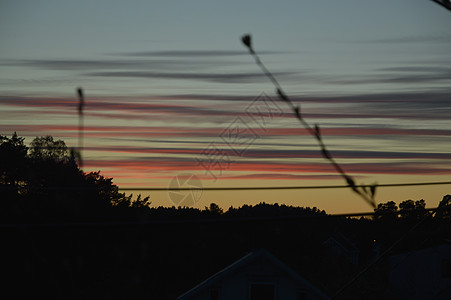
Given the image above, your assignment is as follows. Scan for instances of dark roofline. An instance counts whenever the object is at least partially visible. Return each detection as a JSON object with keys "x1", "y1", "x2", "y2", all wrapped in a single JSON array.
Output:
[
  {"x1": 390, "y1": 241, "x2": 451, "y2": 259},
  {"x1": 177, "y1": 248, "x2": 329, "y2": 299},
  {"x1": 328, "y1": 232, "x2": 359, "y2": 252}
]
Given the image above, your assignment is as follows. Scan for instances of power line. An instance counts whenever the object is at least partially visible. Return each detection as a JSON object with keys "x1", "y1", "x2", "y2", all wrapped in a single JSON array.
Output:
[
  {"x1": 331, "y1": 202, "x2": 450, "y2": 299},
  {"x1": 2, "y1": 181, "x2": 449, "y2": 192},
  {"x1": 118, "y1": 181, "x2": 451, "y2": 191}
]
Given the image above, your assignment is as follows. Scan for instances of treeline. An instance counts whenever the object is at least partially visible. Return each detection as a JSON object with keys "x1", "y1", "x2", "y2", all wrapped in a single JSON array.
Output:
[
  {"x1": 2, "y1": 132, "x2": 451, "y2": 224},
  {"x1": 147, "y1": 202, "x2": 326, "y2": 221},
  {"x1": 2, "y1": 133, "x2": 451, "y2": 299},
  {"x1": 0, "y1": 132, "x2": 150, "y2": 223},
  {"x1": 0, "y1": 133, "x2": 328, "y2": 224},
  {"x1": 374, "y1": 197, "x2": 451, "y2": 221}
]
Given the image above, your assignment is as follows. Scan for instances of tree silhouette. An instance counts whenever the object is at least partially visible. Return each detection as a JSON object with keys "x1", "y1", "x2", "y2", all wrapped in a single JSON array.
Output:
[
  {"x1": 0, "y1": 132, "x2": 28, "y2": 220},
  {"x1": 0, "y1": 132, "x2": 28, "y2": 187},
  {"x1": 205, "y1": 202, "x2": 223, "y2": 216},
  {"x1": 25, "y1": 137, "x2": 84, "y2": 220},
  {"x1": 83, "y1": 170, "x2": 143, "y2": 212},
  {"x1": 29, "y1": 135, "x2": 71, "y2": 162},
  {"x1": 436, "y1": 194, "x2": 451, "y2": 219},
  {"x1": 398, "y1": 199, "x2": 427, "y2": 220},
  {"x1": 374, "y1": 201, "x2": 398, "y2": 221},
  {"x1": 0, "y1": 133, "x2": 151, "y2": 222},
  {"x1": 129, "y1": 194, "x2": 151, "y2": 208}
]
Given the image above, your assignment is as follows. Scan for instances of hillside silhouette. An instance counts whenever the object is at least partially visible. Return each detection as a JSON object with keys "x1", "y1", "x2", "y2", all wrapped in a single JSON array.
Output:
[{"x1": 2, "y1": 133, "x2": 451, "y2": 299}]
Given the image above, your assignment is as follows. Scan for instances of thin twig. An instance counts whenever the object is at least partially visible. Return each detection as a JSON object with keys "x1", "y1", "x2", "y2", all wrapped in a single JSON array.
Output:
[
  {"x1": 77, "y1": 87, "x2": 85, "y2": 168},
  {"x1": 431, "y1": 0, "x2": 451, "y2": 11},
  {"x1": 241, "y1": 34, "x2": 376, "y2": 208}
]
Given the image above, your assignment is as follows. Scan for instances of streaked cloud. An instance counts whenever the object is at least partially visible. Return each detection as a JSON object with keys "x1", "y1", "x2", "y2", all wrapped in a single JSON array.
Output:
[
  {"x1": 3, "y1": 124, "x2": 451, "y2": 141},
  {"x1": 1, "y1": 63, "x2": 450, "y2": 187},
  {"x1": 2, "y1": 89, "x2": 449, "y2": 120},
  {"x1": 117, "y1": 50, "x2": 268, "y2": 57},
  {"x1": 83, "y1": 156, "x2": 450, "y2": 179},
  {"x1": 359, "y1": 35, "x2": 451, "y2": 44},
  {"x1": 85, "y1": 145, "x2": 451, "y2": 161},
  {"x1": 221, "y1": 173, "x2": 345, "y2": 180},
  {"x1": 2, "y1": 58, "x2": 237, "y2": 71},
  {"x1": 87, "y1": 70, "x2": 297, "y2": 83},
  {"x1": 327, "y1": 68, "x2": 451, "y2": 85}
]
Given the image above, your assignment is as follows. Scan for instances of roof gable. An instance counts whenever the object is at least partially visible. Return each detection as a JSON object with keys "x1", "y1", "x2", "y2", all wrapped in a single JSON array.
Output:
[{"x1": 177, "y1": 248, "x2": 328, "y2": 299}]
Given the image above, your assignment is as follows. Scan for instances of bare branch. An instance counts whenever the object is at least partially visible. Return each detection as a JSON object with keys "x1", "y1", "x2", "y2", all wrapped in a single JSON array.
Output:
[{"x1": 241, "y1": 34, "x2": 377, "y2": 208}]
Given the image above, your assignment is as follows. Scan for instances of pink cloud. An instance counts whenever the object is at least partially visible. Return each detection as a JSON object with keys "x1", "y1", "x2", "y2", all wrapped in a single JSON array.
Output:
[{"x1": 3, "y1": 124, "x2": 450, "y2": 141}]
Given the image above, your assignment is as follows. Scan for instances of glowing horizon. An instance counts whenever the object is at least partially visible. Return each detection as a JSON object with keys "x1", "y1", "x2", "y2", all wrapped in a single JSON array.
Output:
[{"x1": 1, "y1": 0, "x2": 450, "y2": 213}]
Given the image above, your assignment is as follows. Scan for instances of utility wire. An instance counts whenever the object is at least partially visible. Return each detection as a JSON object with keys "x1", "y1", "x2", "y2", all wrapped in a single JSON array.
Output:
[
  {"x1": 330, "y1": 201, "x2": 450, "y2": 299},
  {"x1": 0, "y1": 181, "x2": 451, "y2": 191},
  {"x1": 116, "y1": 181, "x2": 451, "y2": 191},
  {"x1": 2, "y1": 181, "x2": 449, "y2": 191}
]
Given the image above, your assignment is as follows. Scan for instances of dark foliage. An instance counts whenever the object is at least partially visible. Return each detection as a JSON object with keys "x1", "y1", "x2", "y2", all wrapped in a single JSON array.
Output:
[
  {"x1": 0, "y1": 133, "x2": 149, "y2": 223},
  {"x1": 2, "y1": 133, "x2": 450, "y2": 299}
]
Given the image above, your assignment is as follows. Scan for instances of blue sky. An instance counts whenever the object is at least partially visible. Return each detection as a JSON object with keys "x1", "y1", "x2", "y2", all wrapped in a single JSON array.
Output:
[{"x1": 1, "y1": 0, "x2": 450, "y2": 213}]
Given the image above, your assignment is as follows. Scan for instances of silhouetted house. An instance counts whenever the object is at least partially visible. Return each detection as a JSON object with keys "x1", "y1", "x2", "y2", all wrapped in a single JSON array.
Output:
[
  {"x1": 322, "y1": 234, "x2": 360, "y2": 267},
  {"x1": 177, "y1": 248, "x2": 328, "y2": 300},
  {"x1": 388, "y1": 242, "x2": 451, "y2": 299}
]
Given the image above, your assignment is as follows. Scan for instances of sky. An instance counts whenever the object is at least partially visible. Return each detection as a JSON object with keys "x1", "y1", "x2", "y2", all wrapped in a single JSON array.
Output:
[{"x1": 1, "y1": 0, "x2": 450, "y2": 214}]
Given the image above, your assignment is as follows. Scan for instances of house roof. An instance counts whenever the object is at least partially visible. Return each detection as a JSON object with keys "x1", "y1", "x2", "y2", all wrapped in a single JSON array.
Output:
[
  {"x1": 390, "y1": 242, "x2": 451, "y2": 261},
  {"x1": 177, "y1": 248, "x2": 329, "y2": 300},
  {"x1": 324, "y1": 232, "x2": 359, "y2": 253}
]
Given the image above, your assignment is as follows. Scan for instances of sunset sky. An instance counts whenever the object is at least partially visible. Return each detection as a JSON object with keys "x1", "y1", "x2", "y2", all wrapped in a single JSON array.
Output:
[{"x1": 1, "y1": 0, "x2": 450, "y2": 214}]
